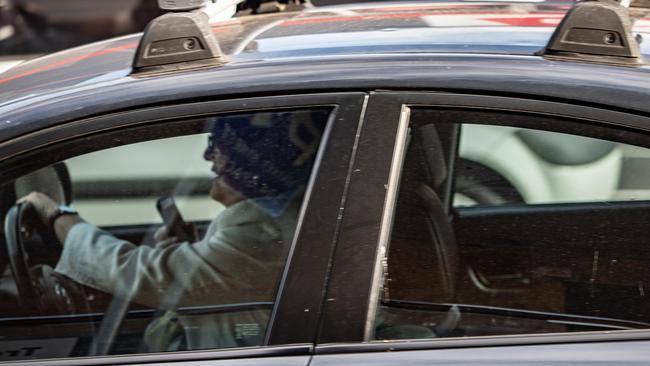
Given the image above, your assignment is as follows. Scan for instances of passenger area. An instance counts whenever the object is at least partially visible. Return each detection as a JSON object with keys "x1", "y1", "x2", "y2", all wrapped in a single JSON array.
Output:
[{"x1": 375, "y1": 117, "x2": 650, "y2": 341}]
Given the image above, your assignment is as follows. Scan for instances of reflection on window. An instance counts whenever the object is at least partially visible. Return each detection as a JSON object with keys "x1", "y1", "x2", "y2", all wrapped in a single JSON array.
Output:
[
  {"x1": 455, "y1": 125, "x2": 650, "y2": 207},
  {"x1": 1, "y1": 109, "x2": 329, "y2": 361},
  {"x1": 372, "y1": 118, "x2": 650, "y2": 343}
]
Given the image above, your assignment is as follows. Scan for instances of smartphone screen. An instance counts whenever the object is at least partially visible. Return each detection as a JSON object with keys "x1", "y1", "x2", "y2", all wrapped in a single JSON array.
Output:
[{"x1": 156, "y1": 196, "x2": 194, "y2": 242}]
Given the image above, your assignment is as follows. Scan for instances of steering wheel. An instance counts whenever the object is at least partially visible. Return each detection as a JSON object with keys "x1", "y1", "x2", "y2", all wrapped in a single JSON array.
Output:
[{"x1": 4, "y1": 202, "x2": 87, "y2": 315}]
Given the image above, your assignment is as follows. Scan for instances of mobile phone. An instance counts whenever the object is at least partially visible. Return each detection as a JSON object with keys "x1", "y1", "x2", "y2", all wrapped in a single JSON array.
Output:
[{"x1": 156, "y1": 196, "x2": 195, "y2": 243}]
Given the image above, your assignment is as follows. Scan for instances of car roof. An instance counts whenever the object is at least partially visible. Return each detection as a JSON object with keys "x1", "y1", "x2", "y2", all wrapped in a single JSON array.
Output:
[
  {"x1": 2, "y1": 0, "x2": 650, "y2": 141},
  {"x1": 0, "y1": 1, "x2": 590, "y2": 98}
]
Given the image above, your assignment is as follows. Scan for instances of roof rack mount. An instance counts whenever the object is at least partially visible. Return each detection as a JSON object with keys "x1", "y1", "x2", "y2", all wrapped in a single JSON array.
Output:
[
  {"x1": 158, "y1": 0, "x2": 215, "y2": 11},
  {"x1": 132, "y1": 0, "x2": 225, "y2": 75},
  {"x1": 542, "y1": 0, "x2": 644, "y2": 66}
]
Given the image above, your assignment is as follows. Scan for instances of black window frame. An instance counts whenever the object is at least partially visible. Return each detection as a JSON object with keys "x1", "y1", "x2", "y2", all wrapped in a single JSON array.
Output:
[
  {"x1": 316, "y1": 91, "x2": 650, "y2": 354},
  {"x1": 0, "y1": 92, "x2": 367, "y2": 365}
]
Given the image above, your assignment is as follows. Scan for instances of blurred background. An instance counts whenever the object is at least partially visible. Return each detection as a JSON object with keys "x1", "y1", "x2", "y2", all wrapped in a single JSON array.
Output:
[
  {"x1": 1, "y1": 0, "x2": 163, "y2": 54},
  {"x1": 0, "y1": 0, "x2": 366, "y2": 72}
]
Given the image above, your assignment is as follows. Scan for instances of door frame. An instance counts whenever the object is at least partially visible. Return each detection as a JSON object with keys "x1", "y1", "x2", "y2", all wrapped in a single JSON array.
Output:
[
  {"x1": 317, "y1": 91, "x2": 650, "y2": 351},
  {"x1": 0, "y1": 92, "x2": 367, "y2": 365}
]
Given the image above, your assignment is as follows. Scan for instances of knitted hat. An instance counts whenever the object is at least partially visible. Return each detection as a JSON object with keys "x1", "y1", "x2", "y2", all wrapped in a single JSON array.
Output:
[{"x1": 205, "y1": 109, "x2": 328, "y2": 214}]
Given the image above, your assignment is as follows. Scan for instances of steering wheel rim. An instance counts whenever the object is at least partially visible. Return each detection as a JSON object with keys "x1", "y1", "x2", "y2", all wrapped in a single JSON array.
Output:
[
  {"x1": 4, "y1": 203, "x2": 40, "y2": 312},
  {"x1": 4, "y1": 202, "x2": 88, "y2": 316}
]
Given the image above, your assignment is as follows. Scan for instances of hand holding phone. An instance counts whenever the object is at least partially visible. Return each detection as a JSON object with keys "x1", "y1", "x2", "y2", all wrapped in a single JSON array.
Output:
[{"x1": 156, "y1": 196, "x2": 196, "y2": 243}]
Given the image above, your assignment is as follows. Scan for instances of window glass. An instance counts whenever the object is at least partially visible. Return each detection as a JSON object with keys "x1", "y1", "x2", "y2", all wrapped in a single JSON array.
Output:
[
  {"x1": 455, "y1": 124, "x2": 650, "y2": 207},
  {"x1": 371, "y1": 110, "x2": 650, "y2": 342},
  {"x1": 66, "y1": 134, "x2": 218, "y2": 226},
  {"x1": 0, "y1": 109, "x2": 329, "y2": 361}
]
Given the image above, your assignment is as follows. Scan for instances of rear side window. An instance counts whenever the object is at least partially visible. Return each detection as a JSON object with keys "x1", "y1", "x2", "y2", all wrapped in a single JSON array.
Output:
[
  {"x1": 0, "y1": 109, "x2": 329, "y2": 361},
  {"x1": 455, "y1": 124, "x2": 650, "y2": 207},
  {"x1": 370, "y1": 109, "x2": 650, "y2": 342}
]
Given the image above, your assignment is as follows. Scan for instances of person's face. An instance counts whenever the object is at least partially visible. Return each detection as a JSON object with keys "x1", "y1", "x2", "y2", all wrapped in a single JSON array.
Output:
[{"x1": 203, "y1": 136, "x2": 244, "y2": 206}]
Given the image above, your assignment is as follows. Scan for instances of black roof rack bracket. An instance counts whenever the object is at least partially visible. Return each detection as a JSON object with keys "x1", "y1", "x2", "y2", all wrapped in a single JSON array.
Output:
[
  {"x1": 542, "y1": 0, "x2": 644, "y2": 66},
  {"x1": 132, "y1": 9, "x2": 226, "y2": 75}
]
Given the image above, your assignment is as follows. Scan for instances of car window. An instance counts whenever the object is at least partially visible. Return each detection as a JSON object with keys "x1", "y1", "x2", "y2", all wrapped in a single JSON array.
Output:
[
  {"x1": 66, "y1": 134, "x2": 218, "y2": 226},
  {"x1": 369, "y1": 108, "x2": 650, "y2": 343},
  {"x1": 0, "y1": 108, "x2": 330, "y2": 361},
  {"x1": 455, "y1": 124, "x2": 650, "y2": 207}
]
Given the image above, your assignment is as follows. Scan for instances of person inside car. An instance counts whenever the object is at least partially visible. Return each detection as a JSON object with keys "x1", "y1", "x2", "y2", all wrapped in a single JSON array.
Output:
[{"x1": 19, "y1": 111, "x2": 325, "y2": 351}]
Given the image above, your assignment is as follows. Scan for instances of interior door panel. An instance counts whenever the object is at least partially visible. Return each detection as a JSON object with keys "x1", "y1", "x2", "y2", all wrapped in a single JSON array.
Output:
[{"x1": 453, "y1": 201, "x2": 650, "y2": 322}]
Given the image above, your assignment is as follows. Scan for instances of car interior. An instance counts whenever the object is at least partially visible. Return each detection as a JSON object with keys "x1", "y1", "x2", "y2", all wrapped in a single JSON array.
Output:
[
  {"x1": 0, "y1": 126, "x2": 279, "y2": 358},
  {"x1": 377, "y1": 112, "x2": 650, "y2": 340}
]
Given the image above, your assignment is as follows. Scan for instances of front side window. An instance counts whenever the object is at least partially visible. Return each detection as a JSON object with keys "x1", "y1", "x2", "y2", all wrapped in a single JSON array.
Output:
[
  {"x1": 371, "y1": 108, "x2": 650, "y2": 342},
  {"x1": 0, "y1": 109, "x2": 329, "y2": 361}
]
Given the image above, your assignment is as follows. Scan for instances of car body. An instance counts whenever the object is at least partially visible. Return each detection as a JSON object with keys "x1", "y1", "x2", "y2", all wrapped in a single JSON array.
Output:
[{"x1": 3, "y1": 1, "x2": 650, "y2": 365}]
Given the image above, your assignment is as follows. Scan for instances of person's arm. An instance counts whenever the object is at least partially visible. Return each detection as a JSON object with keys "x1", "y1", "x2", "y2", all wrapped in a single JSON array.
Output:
[
  {"x1": 17, "y1": 192, "x2": 284, "y2": 309},
  {"x1": 53, "y1": 214, "x2": 84, "y2": 244},
  {"x1": 18, "y1": 191, "x2": 83, "y2": 244},
  {"x1": 54, "y1": 204, "x2": 284, "y2": 309}
]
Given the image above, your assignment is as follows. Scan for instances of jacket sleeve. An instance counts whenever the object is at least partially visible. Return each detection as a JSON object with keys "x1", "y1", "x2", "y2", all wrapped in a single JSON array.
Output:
[{"x1": 54, "y1": 204, "x2": 285, "y2": 309}]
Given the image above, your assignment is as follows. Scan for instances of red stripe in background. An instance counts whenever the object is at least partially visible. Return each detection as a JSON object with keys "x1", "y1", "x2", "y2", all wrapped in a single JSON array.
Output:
[
  {"x1": 484, "y1": 16, "x2": 562, "y2": 27},
  {"x1": 280, "y1": 11, "x2": 566, "y2": 26},
  {"x1": 0, "y1": 42, "x2": 138, "y2": 86},
  {"x1": 0, "y1": 26, "x2": 238, "y2": 86}
]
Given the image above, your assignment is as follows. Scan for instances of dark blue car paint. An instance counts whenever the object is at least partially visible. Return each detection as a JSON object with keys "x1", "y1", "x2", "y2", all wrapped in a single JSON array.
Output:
[
  {"x1": 3, "y1": 2, "x2": 650, "y2": 365},
  {"x1": 2, "y1": 54, "x2": 650, "y2": 147},
  {"x1": 2, "y1": 1, "x2": 650, "y2": 144}
]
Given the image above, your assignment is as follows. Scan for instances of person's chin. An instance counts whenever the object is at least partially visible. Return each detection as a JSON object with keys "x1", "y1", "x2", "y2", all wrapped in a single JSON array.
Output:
[{"x1": 209, "y1": 178, "x2": 222, "y2": 202}]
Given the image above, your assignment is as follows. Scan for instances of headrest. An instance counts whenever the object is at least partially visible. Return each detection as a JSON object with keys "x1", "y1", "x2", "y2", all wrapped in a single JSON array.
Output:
[
  {"x1": 413, "y1": 124, "x2": 448, "y2": 190},
  {"x1": 14, "y1": 163, "x2": 72, "y2": 205}
]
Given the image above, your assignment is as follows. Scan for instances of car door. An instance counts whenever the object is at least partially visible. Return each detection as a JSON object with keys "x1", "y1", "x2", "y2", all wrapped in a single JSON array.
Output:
[
  {"x1": 312, "y1": 91, "x2": 650, "y2": 364},
  {"x1": 0, "y1": 93, "x2": 366, "y2": 365}
]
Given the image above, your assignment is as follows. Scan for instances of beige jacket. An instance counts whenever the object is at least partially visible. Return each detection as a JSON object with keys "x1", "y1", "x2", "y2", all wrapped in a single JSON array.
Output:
[{"x1": 55, "y1": 199, "x2": 293, "y2": 349}]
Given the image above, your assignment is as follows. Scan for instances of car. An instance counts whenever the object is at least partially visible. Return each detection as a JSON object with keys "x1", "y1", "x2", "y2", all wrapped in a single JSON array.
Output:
[{"x1": 3, "y1": 0, "x2": 650, "y2": 364}]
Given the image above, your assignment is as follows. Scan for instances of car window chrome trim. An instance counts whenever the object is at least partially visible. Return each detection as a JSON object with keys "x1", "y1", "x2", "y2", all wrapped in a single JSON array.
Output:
[
  {"x1": 8, "y1": 344, "x2": 313, "y2": 366},
  {"x1": 314, "y1": 330, "x2": 650, "y2": 355},
  {"x1": 363, "y1": 105, "x2": 411, "y2": 340}
]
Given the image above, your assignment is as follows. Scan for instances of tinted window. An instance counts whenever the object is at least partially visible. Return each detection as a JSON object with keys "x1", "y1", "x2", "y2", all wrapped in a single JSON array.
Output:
[
  {"x1": 370, "y1": 109, "x2": 650, "y2": 342},
  {"x1": 455, "y1": 124, "x2": 650, "y2": 207},
  {"x1": 0, "y1": 109, "x2": 329, "y2": 361}
]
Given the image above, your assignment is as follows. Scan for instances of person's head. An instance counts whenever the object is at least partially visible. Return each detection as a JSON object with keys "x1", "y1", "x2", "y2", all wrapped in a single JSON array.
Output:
[{"x1": 203, "y1": 110, "x2": 327, "y2": 214}]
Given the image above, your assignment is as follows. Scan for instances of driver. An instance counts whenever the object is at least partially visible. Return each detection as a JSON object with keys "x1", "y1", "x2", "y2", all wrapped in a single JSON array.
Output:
[{"x1": 19, "y1": 111, "x2": 325, "y2": 351}]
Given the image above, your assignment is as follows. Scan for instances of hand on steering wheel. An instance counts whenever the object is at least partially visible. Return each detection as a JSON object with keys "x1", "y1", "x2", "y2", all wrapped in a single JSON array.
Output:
[
  {"x1": 4, "y1": 195, "x2": 86, "y2": 315},
  {"x1": 17, "y1": 191, "x2": 59, "y2": 227}
]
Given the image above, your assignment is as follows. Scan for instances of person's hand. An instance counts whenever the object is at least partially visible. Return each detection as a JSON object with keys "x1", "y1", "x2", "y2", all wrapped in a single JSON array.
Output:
[
  {"x1": 153, "y1": 226, "x2": 177, "y2": 249},
  {"x1": 153, "y1": 224, "x2": 198, "y2": 248},
  {"x1": 17, "y1": 191, "x2": 59, "y2": 227}
]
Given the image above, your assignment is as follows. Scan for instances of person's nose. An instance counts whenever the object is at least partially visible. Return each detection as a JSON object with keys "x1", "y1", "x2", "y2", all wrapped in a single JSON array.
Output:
[{"x1": 203, "y1": 146, "x2": 215, "y2": 162}]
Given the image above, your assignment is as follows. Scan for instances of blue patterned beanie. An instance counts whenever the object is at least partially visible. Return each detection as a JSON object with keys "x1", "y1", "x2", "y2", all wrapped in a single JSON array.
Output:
[{"x1": 205, "y1": 109, "x2": 328, "y2": 215}]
